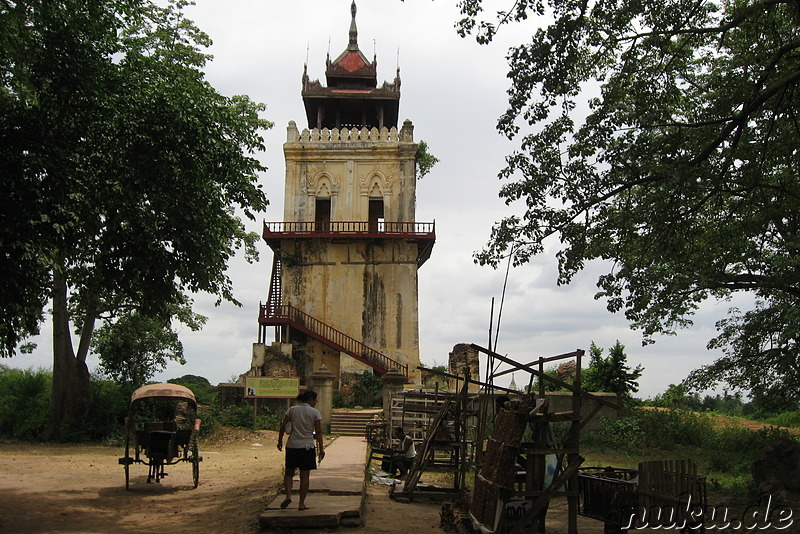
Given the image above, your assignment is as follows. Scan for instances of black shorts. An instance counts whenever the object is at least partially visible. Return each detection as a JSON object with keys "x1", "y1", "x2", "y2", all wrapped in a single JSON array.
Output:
[
  {"x1": 392, "y1": 454, "x2": 413, "y2": 469},
  {"x1": 285, "y1": 447, "x2": 317, "y2": 472}
]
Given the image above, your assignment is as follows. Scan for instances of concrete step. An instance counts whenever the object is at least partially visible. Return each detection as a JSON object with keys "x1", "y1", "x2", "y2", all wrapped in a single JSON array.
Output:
[{"x1": 330, "y1": 410, "x2": 382, "y2": 437}]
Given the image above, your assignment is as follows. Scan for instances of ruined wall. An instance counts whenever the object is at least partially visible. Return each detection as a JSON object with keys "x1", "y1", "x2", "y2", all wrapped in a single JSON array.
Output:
[{"x1": 448, "y1": 343, "x2": 481, "y2": 393}]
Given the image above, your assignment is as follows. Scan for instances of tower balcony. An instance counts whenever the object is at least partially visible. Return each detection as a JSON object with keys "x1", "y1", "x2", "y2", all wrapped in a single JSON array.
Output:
[{"x1": 263, "y1": 220, "x2": 436, "y2": 266}]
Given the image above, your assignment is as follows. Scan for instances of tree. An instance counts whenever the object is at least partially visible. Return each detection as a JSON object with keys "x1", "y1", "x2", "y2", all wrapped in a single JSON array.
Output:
[
  {"x1": 92, "y1": 296, "x2": 207, "y2": 388},
  {"x1": 415, "y1": 140, "x2": 440, "y2": 179},
  {"x1": 458, "y1": 0, "x2": 800, "y2": 398},
  {"x1": 649, "y1": 383, "x2": 702, "y2": 411},
  {"x1": 583, "y1": 341, "x2": 643, "y2": 402},
  {"x1": 1, "y1": 0, "x2": 270, "y2": 439}
]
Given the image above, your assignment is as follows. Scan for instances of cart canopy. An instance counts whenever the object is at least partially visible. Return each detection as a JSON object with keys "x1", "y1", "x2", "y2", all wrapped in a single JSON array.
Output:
[{"x1": 130, "y1": 383, "x2": 197, "y2": 408}]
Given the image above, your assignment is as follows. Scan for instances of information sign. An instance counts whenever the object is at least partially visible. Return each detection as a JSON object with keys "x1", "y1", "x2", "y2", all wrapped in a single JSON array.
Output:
[{"x1": 244, "y1": 377, "x2": 300, "y2": 399}]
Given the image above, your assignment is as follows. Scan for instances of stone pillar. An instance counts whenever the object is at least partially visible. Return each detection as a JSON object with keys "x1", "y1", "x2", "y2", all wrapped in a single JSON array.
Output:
[
  {"x1": 251, "y1": 343, "x2": 266, "y2": 375},
  {"x1": 310, "y1": 365, "x2": 335, "y2": 433},
  {"x1": 381, "y1": 369, "x2": 407, "y2": 429}
]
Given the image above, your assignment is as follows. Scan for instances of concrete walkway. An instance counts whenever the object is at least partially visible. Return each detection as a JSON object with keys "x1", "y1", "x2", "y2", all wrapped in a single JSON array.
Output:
[{"x1": 259, "y1": 436, "x2": 368, "y2": 530}]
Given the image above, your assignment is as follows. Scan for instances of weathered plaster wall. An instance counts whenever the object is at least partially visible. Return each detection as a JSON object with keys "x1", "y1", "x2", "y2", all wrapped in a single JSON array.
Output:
[
  {"x1": 280, "y1": 121, "x2": 423, "y2": 385},
  {"x1": 449, "y1": 343, "x2": 481, "y2": 393},
  {"x1": 283, "y1": 121, "x2": 417, "y2": 224}
]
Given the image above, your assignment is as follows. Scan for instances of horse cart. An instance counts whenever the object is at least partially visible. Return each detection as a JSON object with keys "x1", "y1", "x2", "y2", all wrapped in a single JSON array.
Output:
[{"x1": 118, "y1": 383, "x2": 202, "y2": 489}]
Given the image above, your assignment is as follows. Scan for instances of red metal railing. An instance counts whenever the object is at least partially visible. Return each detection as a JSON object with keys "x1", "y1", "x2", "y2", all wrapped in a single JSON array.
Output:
[
  {"x1": 259, "y1": 303, "x2": 408, "y2": 377},
  {"x1": 267, "y1": 256, "x2": 282, "y2": 311},
  {"x1": 263, "y1": 221, "x2": 435, "y2": 239}
]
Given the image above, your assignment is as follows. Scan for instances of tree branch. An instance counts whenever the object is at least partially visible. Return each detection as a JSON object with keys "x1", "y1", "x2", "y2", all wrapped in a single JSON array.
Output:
[
  {"x1": 617, "y1": 0, "x2": 792, "y2": 42},
  {"x1": 691, "y1": 67, "x2": 800, "y2": 166}
]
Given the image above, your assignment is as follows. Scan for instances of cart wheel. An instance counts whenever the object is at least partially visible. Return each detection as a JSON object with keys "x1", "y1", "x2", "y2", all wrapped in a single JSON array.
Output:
[
  {"x1": 191, "y1": 438, "x2": 200, "y2": 488},
  {"x1": 124, "y1": 435, "x2": 131, "y2": 490}
]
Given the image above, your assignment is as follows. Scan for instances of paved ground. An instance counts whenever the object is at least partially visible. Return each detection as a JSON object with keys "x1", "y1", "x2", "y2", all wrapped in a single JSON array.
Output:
[{"x1": 259, "y1": 436, "x2": 368, "y2": 530}]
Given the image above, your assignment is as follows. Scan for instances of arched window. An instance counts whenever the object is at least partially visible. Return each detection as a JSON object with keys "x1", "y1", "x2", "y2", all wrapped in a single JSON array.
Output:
[{"x1": 368, "y1": 180, "x2": 384, "y2": 233}]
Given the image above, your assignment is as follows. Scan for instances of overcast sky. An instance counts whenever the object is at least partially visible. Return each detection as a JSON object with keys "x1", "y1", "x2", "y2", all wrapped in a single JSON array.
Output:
[{"x1": 10, "y1": 0, "x2": 743, "y2": 398}]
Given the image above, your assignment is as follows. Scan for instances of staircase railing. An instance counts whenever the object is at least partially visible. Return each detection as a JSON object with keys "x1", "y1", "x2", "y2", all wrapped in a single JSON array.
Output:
[
  {"x1": 259, "y1": 303, "x2": 408, "y2": 377},
  {"x1": 267, "y1": 256, "x2": 282, "y2": 310}
]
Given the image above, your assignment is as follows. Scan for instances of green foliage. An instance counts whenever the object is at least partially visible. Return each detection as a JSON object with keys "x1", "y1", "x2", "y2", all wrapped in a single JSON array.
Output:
[
  {"x1": 206, "y1": 404, "x2": 282, "y2": 432},
  {"x1": 0, "y1": 365, "x2": 51, "y2": 440},
  {"x1": 0, "y1": 366, "x2": 132, "y2": 442},
  {"x1": 351, "y1": 371, "x2": 383, "y2": 407},
  {"x1": 583, "y1": 341, "x2": 643, "y2": 403},
  {"x1": 531, "y1": 367, "x2": 566, "y2": 393},
  {"x1": 647, "y1": 383, "x2": 703, "y2": 410},
  {"x1": 758, "y1": 411, "x2": 800, "y2": 429},
  {"x1": 337, "y1": 371, "x2": 384, "y2": 408},
  {"x1": 168, "y1": 374, "x2": 217, "y2": 406},
  {"x1": 332, "y1": 391, "x2": 347, "y2": 409},
  {"x1": 0, "y1": 366, "x2": 255, "y2": 442},
  {"x1": 83, "y1": 375, "x2": 132, "y2": 443},
  {"x1": 92, "y1": 297, "x2": 207, "y2": 388},
  {"x1": 0, "y1": 0, "x2": 271, "y2": 435},
  {"x1": 698, "y1": 391, "x2": 747, "y2": 416},
  {"x1": 585, "y1": 407, "x2": 795, "y2": 487},
  {"x1": 1, "y1": 0, "x2": 270, "y2": 437},
  {"x1": 585, "y1": 416, "x2": 646, "y2": 452},
  {"x1": 415, "y1": 140, "x2": 440, "y2": 180},
  {"x1": 461, "y1": 0, "x2": 800, "y2": 400}
]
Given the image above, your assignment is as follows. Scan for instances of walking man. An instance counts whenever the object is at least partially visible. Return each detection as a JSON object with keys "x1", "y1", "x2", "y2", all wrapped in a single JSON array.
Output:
[{"x1": 277, "y1": 390, "x2": 325, "y2": 510}]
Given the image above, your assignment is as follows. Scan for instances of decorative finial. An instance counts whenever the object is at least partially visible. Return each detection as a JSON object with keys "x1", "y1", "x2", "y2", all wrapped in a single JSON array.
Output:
[{"x1": 349, "y1": 1, "x2": 358, "y2": 50}]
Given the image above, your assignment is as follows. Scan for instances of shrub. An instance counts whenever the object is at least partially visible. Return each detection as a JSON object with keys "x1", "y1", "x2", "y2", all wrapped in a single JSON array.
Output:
[
  {"x1": 351, "y1": 371, "x2": 383, "y2": 407},
  {"x1": 0, "y1": 365, "x2": 51, "y2": 440},
  {"x1": 636, "y1": 408, "x2": 714, "y2": 448},
  {"x1": 759, "y1": 411, "x2": 800, "y2": 428},
  {"x1": 84, "y1": 376, "x2": 131, "y2": 442},
  {"x1": 205, "y1": 404, "x2": 282, "y2": 432},
  {"x1": 584, "y1": 416, "x2": 645, "y2": 451}
]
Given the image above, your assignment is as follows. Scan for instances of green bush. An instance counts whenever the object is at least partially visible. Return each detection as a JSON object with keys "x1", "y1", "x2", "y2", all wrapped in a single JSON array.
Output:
[
  {"x1": 0, "y1": 365, "x2": 51, "y2": 440},
  {"x1": 0, "y1": 366, "x2": 132, "y2": 442},
  {"x1": 584, "y1": 416, "x2": 645, "y2": 451},
  {"x1": 205, "y1": 404, "x2": 282, "y2": 432},
  {"x1": 585, "y1": 407, "x2": 798, "y2": 494},
  {"x1": 332, "y1": 391, "x2": 346, "y2": 409},
  {"x1": 168, "y1": 375, "x2": 217, "y2": 406},
  {"x1": 351, "y1": 371, "x2": 383, "y2": 407},
  {"x1": 84, "y1": 376, "x2": 131, "y2": 443},
  {"x1": 586, "y1": 408, "x2": 721, "y2": 452},
  {"x1": 636, "y1": 408, "x2": 714, "y2": 448},
  {"x1": 759, "y1": 411, "x2": 800, "y2": 428}
]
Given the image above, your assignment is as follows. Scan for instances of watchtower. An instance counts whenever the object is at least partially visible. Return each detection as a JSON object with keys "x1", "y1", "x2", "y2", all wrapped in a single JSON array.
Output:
[{"x1": 258, "y1": 2, "x2": 435, "y2": 388}]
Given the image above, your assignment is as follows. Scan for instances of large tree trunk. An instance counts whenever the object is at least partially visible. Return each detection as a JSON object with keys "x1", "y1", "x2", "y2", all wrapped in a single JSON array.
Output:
[{"x1": 42, "y1": 272, "x2": 92, "y2": 441}]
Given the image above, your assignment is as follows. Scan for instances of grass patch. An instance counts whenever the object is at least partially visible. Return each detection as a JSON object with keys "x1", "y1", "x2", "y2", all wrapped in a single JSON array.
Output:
[{"x1": 582, "y1": 407, "x2": 794, "y2": 496}]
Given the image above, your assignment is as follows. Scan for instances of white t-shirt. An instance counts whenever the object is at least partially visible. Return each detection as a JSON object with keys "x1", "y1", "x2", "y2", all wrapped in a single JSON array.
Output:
[
  {"x1": 401, "y1": 435, "x2": 416, "y2": 459},
  {"x1": 285, "y1": 403, "x2": 322, "y2": 449}
]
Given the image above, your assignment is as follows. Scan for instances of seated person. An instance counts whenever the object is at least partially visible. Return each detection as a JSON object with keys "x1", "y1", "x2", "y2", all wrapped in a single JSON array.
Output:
[
  {"x1": 174, "y1": 401, "x2": 196, "y2": 430},
  {"x1": 390, "y1": 427, "x2": 416, "y2": 478}
]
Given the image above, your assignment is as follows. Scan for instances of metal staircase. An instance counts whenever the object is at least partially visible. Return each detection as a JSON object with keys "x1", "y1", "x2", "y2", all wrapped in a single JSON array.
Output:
[
  {"x1": 266, "y1": 256, "x2": 282, "y2": 313},
  {"x1": 259, "y1": 256, "x2": 408, "y2": 378}
]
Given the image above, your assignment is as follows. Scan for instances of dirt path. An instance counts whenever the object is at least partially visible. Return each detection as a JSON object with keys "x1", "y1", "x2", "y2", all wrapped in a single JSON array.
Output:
[
  {"x1": 0, "y1": 429, "x2": 450, "y2": 534},
  {"x1": 0, "y1": 430, "x2": 602, "y2": 534},
  {"x1": 0, "y1": 429, "x2": 283, "y2": 533},
  {"x1": 0, "y1": 428, "x2": 693, "y2": 534}
]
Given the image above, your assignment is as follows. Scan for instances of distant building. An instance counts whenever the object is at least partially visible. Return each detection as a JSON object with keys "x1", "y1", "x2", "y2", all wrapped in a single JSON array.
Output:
[{"x1": 256, "y1": 2, "x2": 435, "y2": 389}]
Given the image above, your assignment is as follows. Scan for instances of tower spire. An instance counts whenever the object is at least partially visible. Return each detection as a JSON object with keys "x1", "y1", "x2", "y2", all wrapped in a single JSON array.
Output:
[{"x1": 348, "y1": 1, "x2": 358, "y2": 50}]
